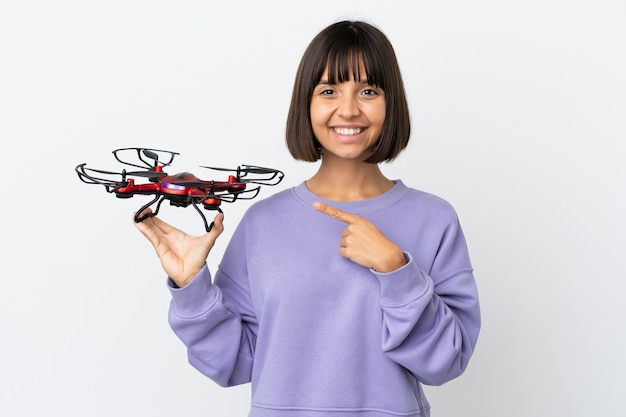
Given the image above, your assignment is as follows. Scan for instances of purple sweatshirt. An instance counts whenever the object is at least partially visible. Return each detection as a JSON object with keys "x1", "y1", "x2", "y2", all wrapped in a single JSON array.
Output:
[{"x1": 168, "y1": 180, "x2": 480, "y2": 417}]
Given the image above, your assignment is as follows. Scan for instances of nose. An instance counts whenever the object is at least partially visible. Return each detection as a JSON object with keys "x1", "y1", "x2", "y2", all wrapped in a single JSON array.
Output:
[{"x1": 337, "y1": 94, "x2": 360, "y2": 118}]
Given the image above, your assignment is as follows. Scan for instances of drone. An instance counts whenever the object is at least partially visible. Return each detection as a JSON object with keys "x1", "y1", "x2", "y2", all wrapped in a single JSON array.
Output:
[{"x1": 76, "y1": 147, "x2": 284, "y2": 232}]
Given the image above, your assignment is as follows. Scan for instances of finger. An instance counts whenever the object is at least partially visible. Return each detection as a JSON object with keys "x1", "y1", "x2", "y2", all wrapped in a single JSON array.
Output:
[
  {"x1": 202, "y1": 213, "x2": 224, "y2": 241},
  {"x1": 197, "y1": 212, "x2": 225, "y2": 248},
  {"x1": 313, "y1": 202, "x2": 359, "y2": 224},
  {"x1": 133, "y1": 208, "x2": 166, "y2": 232},
  {"x1": 209, "y1": 212, "x2": 225, "y2": 236},
  {"x1": 133, "y1": 211, "x2": 167, "y2": 247}
]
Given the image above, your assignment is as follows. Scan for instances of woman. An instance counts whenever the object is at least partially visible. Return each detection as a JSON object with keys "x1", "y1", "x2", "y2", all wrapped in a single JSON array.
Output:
[{"x1": 136, "y1": 20, "x2": 480, "y2": 417}]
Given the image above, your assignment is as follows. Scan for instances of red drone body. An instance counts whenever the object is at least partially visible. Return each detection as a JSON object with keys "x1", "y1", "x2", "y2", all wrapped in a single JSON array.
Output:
[{"x1": 76, "y1": 147, "x2": 284, "y2": 231}]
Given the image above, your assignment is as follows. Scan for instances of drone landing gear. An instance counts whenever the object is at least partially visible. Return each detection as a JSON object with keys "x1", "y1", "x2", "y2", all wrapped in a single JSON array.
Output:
[{"x1": 134, "y1": 195, "x2": 221, "y2": 233}]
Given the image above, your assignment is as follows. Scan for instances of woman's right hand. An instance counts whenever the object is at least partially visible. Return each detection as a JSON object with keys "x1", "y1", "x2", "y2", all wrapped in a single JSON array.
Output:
[{"x1": 133, "y1": 209, "x2": 225, "y2": 288}]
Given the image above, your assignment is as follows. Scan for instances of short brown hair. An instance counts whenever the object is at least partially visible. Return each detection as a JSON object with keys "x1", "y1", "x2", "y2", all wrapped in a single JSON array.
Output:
[{"x1": 286, "y1": 20, "x2": 411, "y2": 163}]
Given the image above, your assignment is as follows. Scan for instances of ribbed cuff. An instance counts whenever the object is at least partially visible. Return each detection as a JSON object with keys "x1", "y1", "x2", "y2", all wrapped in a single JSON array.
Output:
[
  {"x1": 374, "y1": 252, "x2": 433, "y2": 307},
  {"x1": 167, "y1": 264, "x2": 220, "y2": 318}
]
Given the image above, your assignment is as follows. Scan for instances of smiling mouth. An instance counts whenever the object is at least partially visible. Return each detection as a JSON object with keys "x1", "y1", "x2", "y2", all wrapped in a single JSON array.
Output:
[{"x1": 333, "y1": 127, "x2": 364, "y2": 135}]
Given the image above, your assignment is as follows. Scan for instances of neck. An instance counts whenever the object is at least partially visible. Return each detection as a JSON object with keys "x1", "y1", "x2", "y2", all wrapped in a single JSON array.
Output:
[{"x1": 306, "y1": 158, "x2": 394, "y2": 202}]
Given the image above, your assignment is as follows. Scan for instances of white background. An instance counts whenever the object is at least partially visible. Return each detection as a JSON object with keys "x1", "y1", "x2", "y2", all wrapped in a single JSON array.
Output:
[{"x1": 1, "y1": 1, "x2": 624, "y2": 416}]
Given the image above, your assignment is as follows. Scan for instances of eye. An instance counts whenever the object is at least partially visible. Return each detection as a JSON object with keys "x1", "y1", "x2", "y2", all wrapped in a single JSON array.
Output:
[
  {"x1": 319, "y1": 88, "x2": 335, "y2": 96},
  {"x1": 362, "y1": 88, "x2": 380, "y2": 97}
]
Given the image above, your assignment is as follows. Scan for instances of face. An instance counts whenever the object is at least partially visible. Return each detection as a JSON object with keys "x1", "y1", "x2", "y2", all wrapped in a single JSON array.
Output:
[{"x1": 310, "y1": 63, "x2": 386, "y2": 163}]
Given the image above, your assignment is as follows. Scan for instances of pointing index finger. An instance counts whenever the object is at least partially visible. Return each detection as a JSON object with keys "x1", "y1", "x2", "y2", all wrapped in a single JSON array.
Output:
[{"x1": 313, "y1": 201, "x2": 358, "y2": 224}]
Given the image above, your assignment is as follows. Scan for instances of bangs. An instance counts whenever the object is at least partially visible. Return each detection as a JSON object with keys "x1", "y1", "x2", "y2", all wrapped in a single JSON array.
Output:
[{"x1": 324, "y1": 44, "x2": 385, "y2": 89}]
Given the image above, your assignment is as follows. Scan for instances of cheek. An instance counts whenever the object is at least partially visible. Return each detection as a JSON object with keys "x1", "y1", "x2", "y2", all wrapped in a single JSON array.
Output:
[
  {"x1": 309, "y1": 110, "x2": 325, "y2": 140},
  {"x1": 374, "y1": 104, "x2": 386, "y2": 125},
  {"x1": 310, "y1": 103, "x2": 331, "y2": 127},
  {"x1": 376, "y1": 112, "x2": 386, "y2": 127}
]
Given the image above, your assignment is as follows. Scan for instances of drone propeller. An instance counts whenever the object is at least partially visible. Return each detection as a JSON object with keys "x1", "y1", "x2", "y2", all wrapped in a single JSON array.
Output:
[
  {"x1": 170, "y1": 181, "x2": 215, "y2": 188},
  {"x1": 142, "y1": 149, "x2": 160, "y2": 161},
  {"x1": 168, "y1": 179, "x2": 247, "y2": 189},
  {"x1": 81, "y1": 166, "x2": 122, "y2": 176},
  {"x1": 199, "y1": 165, "x2": 236, "y2": 173},
  {"x1": 78, "y1": 165, "x2": 166, "y2": 179},
  {"x1": 240, "y1": 165, "x2": 283, "y2": 175},
  {"x1": 125, "y1": 170, "x2": 167, "y2": 178},
  {"x1": 201, "y1": 164, "x2": 275, "y2": 174}
]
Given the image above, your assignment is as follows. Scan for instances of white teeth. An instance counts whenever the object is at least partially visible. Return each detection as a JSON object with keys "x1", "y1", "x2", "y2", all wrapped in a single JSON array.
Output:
[{"x1": 333, "y1": 127, "x2": 363, "y2": 135}]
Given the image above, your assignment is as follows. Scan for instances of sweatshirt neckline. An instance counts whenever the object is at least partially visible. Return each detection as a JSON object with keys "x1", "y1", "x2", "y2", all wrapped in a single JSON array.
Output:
[{"x1": 292, "y1": 179, "x2": 410, "y2": 214}]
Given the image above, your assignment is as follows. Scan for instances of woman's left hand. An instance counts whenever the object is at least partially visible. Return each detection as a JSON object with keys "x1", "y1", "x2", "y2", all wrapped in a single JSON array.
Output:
[{"x1": 313, "y1": 202, "x2": 407, "y2": 273}]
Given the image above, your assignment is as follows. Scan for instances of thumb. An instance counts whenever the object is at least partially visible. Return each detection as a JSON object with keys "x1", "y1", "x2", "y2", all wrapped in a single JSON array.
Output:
[{"x1": 201, "y1": 211, "x2": 225, "y2": 249}]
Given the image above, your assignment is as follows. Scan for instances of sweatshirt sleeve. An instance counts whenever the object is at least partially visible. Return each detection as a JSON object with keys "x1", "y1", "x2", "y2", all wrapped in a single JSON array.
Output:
[
  {"x1": 374, "y1": 213, "x2": 481, "y2": 386},
  {"x1": 167, "y1": 223, "x2": 257, "y2": 387}
]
